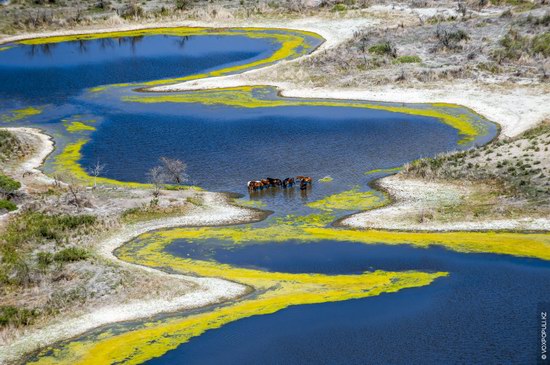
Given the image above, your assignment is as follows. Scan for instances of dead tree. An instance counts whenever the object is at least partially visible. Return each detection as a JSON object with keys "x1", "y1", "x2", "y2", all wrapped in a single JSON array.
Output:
[
  {"x1": 159, "y1": 157, "x2": 188, "y2": 185},
  {"x1": 147, "y1": 166, "x2": 166, "y2": 198},
  {"x1": 87, "y1": 161, "x2": 106, "y2": 188}
]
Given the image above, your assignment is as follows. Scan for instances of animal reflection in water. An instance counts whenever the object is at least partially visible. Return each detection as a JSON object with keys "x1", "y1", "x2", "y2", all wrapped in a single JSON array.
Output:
[{"x1": 247, "y1": 176, "x2": 311, "y2": 193}]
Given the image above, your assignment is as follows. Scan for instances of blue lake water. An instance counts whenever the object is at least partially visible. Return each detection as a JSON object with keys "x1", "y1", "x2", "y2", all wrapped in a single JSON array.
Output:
[
  {"x1": 156, "y1": 240, "x2": 550, "y2": 364},
  {"x1": 79, "y1": 105, "x2": 464, "y2": 213}
]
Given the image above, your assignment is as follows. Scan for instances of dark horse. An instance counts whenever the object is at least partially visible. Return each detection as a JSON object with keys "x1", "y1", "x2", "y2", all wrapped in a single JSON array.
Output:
[
  {"x1": 267, "y1": 177, "x2": 282, "y2": 187},
  {"x1": 282, "y1": 177, "x2": 295, "y2": 188},
  {"x1": 296, "y1": 176, "x2": 312, "y2": 190}
]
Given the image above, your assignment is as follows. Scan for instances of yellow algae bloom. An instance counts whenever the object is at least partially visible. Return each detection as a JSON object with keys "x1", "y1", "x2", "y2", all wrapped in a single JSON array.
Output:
[
  {"x1": 65, "y1": 121, "x2": 96, "y2": 133},
  {"x1": 365, "y1": 166, "x2": 402, "y2": 175},
  {"x1": 29, "y1": 235, "x2": 446, "y2": 365},
  {"x1": 307, "y1": 187, "x2": 387, "y2": 212},
  {"x1": 1, "y1": 106, "x2": 43, "y2": 123},
  {"x1": 144, "y1": 220, "x2": 550, "y2": 261}
]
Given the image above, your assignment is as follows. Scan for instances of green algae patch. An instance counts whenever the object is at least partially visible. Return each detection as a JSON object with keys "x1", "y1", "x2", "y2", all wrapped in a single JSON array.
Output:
[
  {"x1": 365, "y1": 166, "x2": 402, "y2": 175},
  {"x1": 64, "y1": 121, "x2": 96, "y2": 133},
  {"x1": 28, "y1": 232, "x2": 445, "y2": 365},
  {"x1": 124, "y1": 86, "x2": 489, "y2": 145},
  {"x1": 0, "y1": 46, "x2": 13, "y2": 52},
  {"x1": 235, "y1": 199, "x2": 267, "y2": 208},
  {"x1": 1, "y1": 106, "x2": 43, "y2": 123},
  {"x1": 307, "y1": 187, "x2": 387, "y2": 212},
  {"x1": 319, "y1": 176, "x2": 333, "y2": 182}
]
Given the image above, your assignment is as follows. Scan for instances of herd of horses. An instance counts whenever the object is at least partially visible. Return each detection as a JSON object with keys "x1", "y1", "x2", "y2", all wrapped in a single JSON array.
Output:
[{"x1": 247, "y1": 176, "x2": 312, "y2": 192}]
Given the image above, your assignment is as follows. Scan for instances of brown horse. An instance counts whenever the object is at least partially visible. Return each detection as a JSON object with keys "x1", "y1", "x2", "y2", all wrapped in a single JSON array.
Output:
[
  {"x1": 296, "y1": 176, "x2": 312, "y2": 184},
  {"x1": 247, "y1": 180, "x2": 263, "y2": 191},
  {"x1": 261, "y1": 179, "x2": 270, "y2": 187},
  {"x1": 282, "y1": 177, "x2": 295, "y2": 188}
]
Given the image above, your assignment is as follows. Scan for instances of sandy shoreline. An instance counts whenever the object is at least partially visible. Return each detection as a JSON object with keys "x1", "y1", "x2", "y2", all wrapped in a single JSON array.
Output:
[
  {"x1": 0, "y1": 17, "x2": 375, "y2": 49},
  {"x1": 338, "y1": 174, "x2": 550, "y2": 231}
]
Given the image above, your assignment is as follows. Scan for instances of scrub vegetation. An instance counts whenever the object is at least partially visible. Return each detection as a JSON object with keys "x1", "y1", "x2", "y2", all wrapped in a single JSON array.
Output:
[
  {"x1": 0, "y1": 205, "x2": 195, "y2": 340},
  {"x1": 0, "y1": 211, "x2": 103, "y2": 331},
  {"x1": 0, "y1": 173, "x2": 21, "y2": 213},
  {"x1": 0, "y1": 0, "x2": 369, "y2": 34},
  {"x1": 281, "y1": 3, "x2": 550, "y2": 86},
  {"x1": 0, "y1": 130, "x2": 238, "y2": 349},
  {"x1": 402, "y1": 119, "x2": 550, "y2": 221},
  {"x1": 0, "y1": 130, "x2": 25, "y2": 162}
]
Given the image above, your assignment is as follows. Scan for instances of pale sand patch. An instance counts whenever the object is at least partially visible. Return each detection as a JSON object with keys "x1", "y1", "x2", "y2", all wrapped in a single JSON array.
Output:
[
  {"x1": 2, "y1": 127, "x2": 55, "y2": 187},
  {"x1": 339, "y1": 174, "x2": 550, "y2": 231},
  {"x1": 0, "y1": 127, "x2": 55, "y2": 228}
]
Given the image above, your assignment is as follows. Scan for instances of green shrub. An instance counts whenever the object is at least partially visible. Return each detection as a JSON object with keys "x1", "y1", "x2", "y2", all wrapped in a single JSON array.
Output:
[
  {"x1": 332, "y1": 3, "x2": 347, "y2": 11},
  {"x1": 0, "y1": 174, "x2": 21, "y2": 196},
  {"x1": 0, "y1": 306, "x2": 39, "y2": 327},
  {"x1": 119, "y1": 3, "x2": 144, "y2": 18},
  {"x1": 0, "y1": 130, "x2": 22, "y2": 161},
  {"x1": 0, "y1": 199, "x2": 16, "y2": 211},
  {"x1": 477, "y1": 62, "x2": 502, "y2": 74},
  {"x1": 533, "y1": 33, "x2": 550, "y2": 57},
  {"x1": 437, "y1": 28, "x2": 469, "y2": 50},
  {"x1": 2, "y1": 212, "x2": 97, "y2": 248},
  {"x1": 368, "y1": 42, "x2": 396, "y2": 57},
  {"x1": 175, "y1": 0, "x2": 193, "y2": 10},
  {"x1": 394, "y1": 55, "x2": 421, "y2": 64},
  {"x1": 494, "y1": 30, "x2": 550, "y2": 62},
  {"x1": 53, "y1": 247, "x2": 90, "y2": 263},
  {"x1": 37, "y1": 252, "x2": 54, "y2": 270}
]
